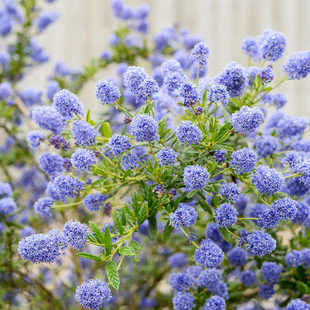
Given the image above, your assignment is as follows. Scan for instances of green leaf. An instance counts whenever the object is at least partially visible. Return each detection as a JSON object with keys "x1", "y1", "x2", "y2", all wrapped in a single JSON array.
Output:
[
  {"x1": 104, "y1": 226, "x2": 113, "y2": 255},
  {"x1": 77, "y1": 252, "x2": 102, "y2": 262},
  {"x1": 162, "y1": 223, "x2": 174, "y2": 243},
  {"x1": 112, "y1": 210, "x2": 124, "y2": 235},
  {"x1": 89, "y1": 221, "x2": 105, "y2": 244},
  {"x1": 105, "y1": 261, "x2": 120, "y2": 290},
  {"x1": 119, "y1": 246, "x2": 136, "y2": 256},
  {"x1": 138, "y1": 202, "x2": 148, "y2": 224},
  {"x1": 128, "y1": 240, "x2": 141, "y2": 253},
  {"x1": 100, "y1": 121, "x2": 112, "y2": 138}
]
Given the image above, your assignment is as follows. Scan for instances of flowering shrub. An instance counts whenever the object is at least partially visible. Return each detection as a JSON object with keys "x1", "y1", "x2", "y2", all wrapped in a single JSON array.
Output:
[{"x1": 1, "y1": 0, "x2": 310, "y2": 309}]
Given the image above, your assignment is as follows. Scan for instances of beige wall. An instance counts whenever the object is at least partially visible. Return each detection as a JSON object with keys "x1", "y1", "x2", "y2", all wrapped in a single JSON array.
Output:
[{"x1": 26, "y1": 0, "x2": 310, "y2": 116}]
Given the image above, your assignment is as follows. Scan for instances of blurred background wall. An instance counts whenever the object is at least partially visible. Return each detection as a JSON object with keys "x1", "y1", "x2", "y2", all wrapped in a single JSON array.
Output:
[{"x1": 28, "y1": 0, "x2": 310, "y2": 116}]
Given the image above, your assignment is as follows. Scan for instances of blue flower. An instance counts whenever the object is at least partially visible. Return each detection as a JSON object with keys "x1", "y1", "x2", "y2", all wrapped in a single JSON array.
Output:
[
  {"x1": 71, "y1": 149, "x2": 97, "y2": 171},
  {"x1": 273, "y1": 198, "x2": 297, "y2": 220},
  {"x1": 172, "y1": 292, "x2": 194, "y2": 310},
  {"x1": 191, "y1": 42, "x2": 209, "y2": 66},
  {"x1": 83, "y1": 193, "x2": 107, "y2": 212},
  {"x1": 72, "y1": 120, "x2": 97, "y2": 146},
  {"x1": 121, "y1": 152, "x2": 140, "y2": 170},
  {"x1": 272, "y1": 92, "x2": 287, "y2": 109},
  {"x1": 176, "y1": 121, "x2": 202, "y2": 145},
  {"x1": 254, "y1": 135, "x2": 279, "y2": 157},
  {"x1": 232, "y1": 106, "x2": 264, "y2": 135},
  {"x1": 130, "y1": 114, "x2": 158, "y2": 142},
  {"x1": 95, "y1": 79, "x2": 121, "y2": 104},
  {"x1": 283, "y1": 51, "x2": 310, "y2": 80},
  {"x1": 0, "y1": 182, "x2": 12, "y2": 198},
  {"x1": 261, "y1": 262, "x2": 282, "y2": 283},
  {"x1": 53, "y1": 89, "x2": 83, "y2": 119},
  {"x1": 246, "y1": 231, "x2": 276, "y2": 256},
  {"x1": 228, "y1": 247, "x2": 247, "y2": 266},
  {"x1": 285, "y1": 250, "x2": 303, "y2": 268},
  {"x1": 180, "y1": 82, "x2": 199, "y2": 107},
  {"x1": 35, "y1": 11, "x2": 59, "y2": 33},
  {"x1": 208, "y1": 84, "x2": 229, "y2": 105},
  {"x1": 32, "y1": 106, "x2": 66, "y2": 134},
  {"x1": 34, "y1": 197, "x2": 53, "y2": 217},
  {"x1": 216, "y1": 62, "x2": 248, "y2": 98},
  {"x1": 258, "y1": 284, "x2": 275, "y2": 299},
  {"x1": 157, "y1": 148, "x2": 177, "y2": 166},
  {"x1": 124, "y1": 66, "x2": 147, "y2": 92},
  {"x1": 0, "y1": 82, "x2": 12, "y2": 100},
  {"x1": 183, "y1": 165, "x2": 209, "y2": 192},
  {"x1": 63, "y1": 220, "x2": 89, "y2": 250},
  {"x1": 194, "y1": 239, "x2": 224, "y2": 268},
  {"x1": 220, "y1": 183, "x2": 240, "y2": 203},
  {"x1": 257, "y1": 207, "x2": 280, "y2": 229},
  {"x1": 202, "y1": 296, "x2": 225, "y2": 310},
  {"x1": 251, "y1": 165, "x2": 283, "y2": 196},
  {"x1": 39, "y1": 152, "x2": 64, "y2": 176},
  {"x1": 260, "y1": 66, "x2": 274, "y2": 83},
  {"x1": 109, "y1": 135, "x2": 131, "y2": 156},
  {"x1": 27, "y1": 131, "x2": 45, "y2": 149},
  {"x1": 168, "y1": 253, "x2": 187, "y2": 268},
  {"x1": 215, "y1": 203, "x2": 238, "y2": 228},
  {"x1": 240, "y1": 270, "x2": 256, "y2": 286},
  {"x1": 287, "y1": 299, "x2": 310, "y2": 310},
  {"x1": 0, "y1": 197, "x2": 16, "y2": 215},
  {"x1": 198, "y1": 269, "x2": 221, "y2": 290},
  {"x1": 168, "y1": 272, "x2": 194, "y2": 292},
  {"x1": 242, "y1": 37, "x2": 259, "y2": 61},
  {"x1": 75, "y1": 279, "x2": 112, "y2": 310},
  {"x1": 171, "y1": 204, "x2": 198, "y2": 228}
]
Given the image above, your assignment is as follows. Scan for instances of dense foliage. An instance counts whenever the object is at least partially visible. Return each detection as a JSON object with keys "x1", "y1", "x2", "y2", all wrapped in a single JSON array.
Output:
[{"x1": 1, "y1": 1, "x2": 310, "y2": 310}]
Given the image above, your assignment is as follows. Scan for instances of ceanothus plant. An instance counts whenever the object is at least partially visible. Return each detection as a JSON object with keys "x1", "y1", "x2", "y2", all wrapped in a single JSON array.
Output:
[{"x1": 1, "y1": 0, "x2": 310, "y2": 309}]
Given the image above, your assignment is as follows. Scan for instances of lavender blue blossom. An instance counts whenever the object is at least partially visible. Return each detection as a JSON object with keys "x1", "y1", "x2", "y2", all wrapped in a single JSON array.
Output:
[
  {"x1": 230, "y1": 148, "x2": 257, "y2": 174},
  {"x1": 232, "y1": 106, "x2": 264, "y2": 135},
  {"x1": 183, "y1": 165, "x2": 209, "y2": 192},
  {"x1": 168, "y1": 253, "x2": 187, "y2": 268},
  {"x1": 72, "y1": 120, "x2": 97, "y2": 146},
  {"x1": 208, "y1": 84, "x2": 229, "y2": 105},
  {"x1": 130, "y1": 114, "x2": 158, "y2": 142},
  {"x1": 32, "y1": 106, "x2": 66, "y2": 134},
  {"x1": 0, "y1": 82, "x2": 12, "y2": 100},
  {"x1": 172, "y1": 292, "x2": 194, "y2": 310},
  {"x1": 276, "y1": 115, "x2": 308, "y2": 138},
  {"x1": 191, "y1": 42, "x2": 209, "y2": 66},
  {"x1": 27, "y1": 131, "x2": 45, "y2": 149},
  {"x1": 75, "y1": 279, "x2": 112, "y2": 310},
  {"x1": 34, "y1": 197, "x2": 53, "y2": 217},
  {"x1": 260, "y1": 66, "x2": 274, "y2": 83},
  {"x1": 168, "y1": 272, "x2": 194, "y2": 292},
  {"x1": 287, "y1": 299, "x2": 310, "y2": 310},
  {"x1": 202, "y1": 296, "x2": 225, "y2": 310},
  {"x1": 71, "y1": 149, "x2": 97, "y2": 171},
  {"x1": 261, "y1": 262, "x2": 282, "y2": 283},
  {"x1": 109, "y1": 135, "x2": 131, "y2": 156},
  {"x1": 176, "y1": 121, "x2": 202, "y2": 145},
  {"x1": 198, "y1": 269, "x2": 221, "y2": 289},
  {"x1": 283, "y1": 51, "x2": 310, "y2": 80},
  {"x1": 53, "y1": 89, "x2": 83, "y2": 119},
  {"x1": 39, "y1": 152, "x2": 64, "y2": 176},
  {"x1": 214, "y1": 150, "x2": 227, "y2": 163},
  {"x1": 180, "y1": 82, "x2": 199, "y2": 107},
  {"x1": 246, "y1": 231, "x2": 276, "y2": 256},
  {"x1": 273, "y1": 198, "x2": 297, "y2": 220},
  {"x1": 251, "y1": 165, "x2": 284, "y2": 196},
  {"x1": 35, "y1": 11, "x2": 59, "y2": 33},
  {"x1": 285, "y1": 250, "x2": 303, "y2": 268},
  {"x1": 63, "y1": 220, "x2": 89, "y2": 250},
  {"x1": 215, "y1": 203, "x2": 238, "y2": 228},
  {"x1": 257, "y1": 207, "x2": 280, "y2": 229},
  {"x1": 227, "y1": 247, "x2": 247, "y2": 266},
  {"x1": 241, "y1": 271, "x2": 256, "y2": 286},
  {"x1": 124, "y1": 66, "x2": 147, "y2": 92},
  {"x1": 194, "y1": 239, "x2": 224, "y2": 268},
  {"x1": 242, "y1": 37, "x2": 259, "y2": 60},
  {"x1": 220, "y1": 183, "x2": 240, "y2": 203},
  {"x1": 0, "y1": 50, "x2": 10, "y2": 67},
  {"x1": 170, "y1": 204, "x2": 198, "y2": 228},
  {"x1": 95, "y1": 79, "x2": 121, "y2": 105},
  {"x1": 254, "y1": 135, "x2": 279, "y2": 157},
  {"x1": 272, "y1": 92, "x2": 287, "y2": 109},
  {"x1": 0, "y1": 197, "x2": 16, "y2": 215},
  {"x1": 216, "y1": 62, "x2": 248, "y2": 98},
  {"x1": 0, "y1": 182, "x2": 12, "y2": 197},
  {"x1": 157, "y1": 148, "x2": 177, "y2": 166},
  {"x1": 83, "y1": 193, "x2": 106, "y2": 212},
  {"x1": 258, "y1": 284, "x2": 275, "y2": 299},
  {"x1": 121, "y1": 152, "x2": 140, "y2": 170}
]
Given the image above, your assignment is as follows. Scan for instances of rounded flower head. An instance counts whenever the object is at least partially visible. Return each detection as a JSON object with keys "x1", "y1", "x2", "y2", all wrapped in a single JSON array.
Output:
[
  {"x1": 121, "y1": 152, "x2": 140, "y2": 170},
  {"x1": 168, "y1": 252, "x2": 187, "y2": 268},
  {"x1": 232, "y1": 106, "x2": 264, "y2": 135},
  {"x1": 71, "y1": 149, "x2": 97, "y2": 171},
  {"x1": 95, "y1": 79, "x2": 121, "y2": 104},
  {"x1": 39, "y1": 152, "x2": 64, "y2": 176},
  {"x1": 170, "y1": 204, "x2": 198, "y2": 228},
  {"x1": 230, "y1": 148, "x2": 257, "y2": 174},
  {"x1": 157, "y1": 148, "x2": 177, "y2": 166},
  {"x1": 35, "y1": 11, "x2": 59, "y2": 33},
  {"x1": 32, "y1": 106, "x2": 66, "y2": 134},
  {"x1": 0, "y1": 82, "x2": 12, "y2": 100},
  {"x1": 208, "y1": 84, "x2": 229, "y2": 105},
  {"x1": 75, "y1": 279, "x2": 112, "y2": 310},
  {"x1": 168, "y1": 272, "x2": 194, "y2": 292},
  {"x1": 27, "y1": 130, "x2": 45, "y2": 149},
  {"x1": 194, "y1": 239, "x2": 224, "y2": 268},
  {"x1": 176, "y1": 121, "x2": 202, "y2": 145},
  {"x1": 220, "y1": 183, "x2": 240, "y2": 203},
  {"x1": 273, "y1": 198, "x2": 297, "y2": 220},
  {"x1": 228, "y1": 247, "x2": 247, "y2": 266},
  {"x1": 246, "y1": 231, "x2": 276, "y2": 256},
  {"x1": 251, "y1": 165, "x2": 284, "y2": 196},
  {"x1": 83, "y1": 193, "x2": 106, "y2": 212},
  {"x1": 0, "y1": 182, "x2": 12, "y2": 198},
  {"x1": 172, "y1": 292, "x2": 194, "y2": 310},
  {"x1": 257, "y1": 207, "x2": 280, "y2": 229},
  {"x1": 47, "y1": 80, "x2": 60, "y2": 101},
  {"x1": 261, "y1": 262, "x2": 282, "y2": 283},
  {"x1": 260, "y1": 66, "x2": 274, "y2": 83},
  {"x1": 47, "y1": 175, "x2": 84, "y2": 202},
  {"x1": 191, "y1": 41, "x2": 209, "y2": 66},
  {"x1": 183, "y1": 165, "x2": 209, "y2": 192},
  {"x1": 242, "y1": 37, "x2": 259, "y2": 60},
  {"x1": 0, "y1": 197, "x2": 16, "y2": 215},
  {"x1": 63, "y1": 220, "x2": 89, "y2": 250},
  {"x1": 258, "y1": 284, "x2": 275, "y2": 299},
  {"x1": 283, "y1": 51, "x2": 310, "y2": 80},
  {"x1": 215, "y1": 203, "x2": 238, "y2": 228},
  {"x1": 53, "y1": 89, "x2": 83, "y2": 119},
  {"x1": 34, "y1": 197, "x2": 53, "y2": 217},
  {"x1": 72, "y1": 120, "x2": 97, "y2": 146},
  {"x1": 18, "y1": 231, "x2": 63, "y2": 263},
  {"x1": 272, "y1": 92, "x2": 287, "y2": 109},
  {"x1": 285, "y1": 250, "x2": 303, "y2": 268},
  {"x1": 240, "y1": 270, "x2": 256, "y2": 287},
  {"x1": 180, "y1": 82, "x2": 199, "y2": 107},
  {"x1": 202, "y1": 296, "x2": 225, "y2": 310},
  {"x1": 287, "y1": 299, "x2": 310, "y2": 310},
  {"x1": 109, "y1": 134, "x2": 131, "y2": 156},
  {"x1": 216, "y1": 62, "x2": 248, "y2": 98},
  {"x1": 124, "y1": 66, "x2": 147, "y2": 92},
  {"x1": 198, "y1": 268, "x2": 221, "y2": 290},
  {"x1": 259, "y1": 29, "x2": 286, "y2": 62},
  {"x1": 254, "y1": 135, "x2": 279, "y2": 157},
  {"x1": 130, "y1": 114, "x2": 158, "y2": 142}
]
